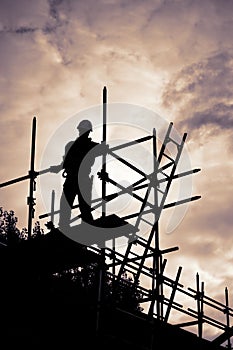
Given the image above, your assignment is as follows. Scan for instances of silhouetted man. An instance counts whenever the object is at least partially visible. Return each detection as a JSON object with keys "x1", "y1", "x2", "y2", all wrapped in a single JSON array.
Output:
[{"x1": 50, "y1": 119, "x2": 107, "y2": 228}]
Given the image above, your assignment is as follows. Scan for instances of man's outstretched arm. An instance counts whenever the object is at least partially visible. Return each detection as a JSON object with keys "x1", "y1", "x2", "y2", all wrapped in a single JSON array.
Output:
[{"x1": 50, "y1": 163, "x2": 63, "y2": 173}]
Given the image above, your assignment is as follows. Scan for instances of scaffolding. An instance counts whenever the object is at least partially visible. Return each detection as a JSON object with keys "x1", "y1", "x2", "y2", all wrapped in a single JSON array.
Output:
[{"x1": 0, "y1": 87, "x2": 232, "y2": 349}]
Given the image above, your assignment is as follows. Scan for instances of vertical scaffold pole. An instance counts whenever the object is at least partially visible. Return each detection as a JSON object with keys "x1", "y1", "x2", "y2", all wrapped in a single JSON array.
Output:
[
  {"x1": 102, "y1": 86, "x2": 107, "y2": 217},
  {"x1": 196, "y1": 273, "x2": 204, "y2": 340},
  {"x1": 152, "y1": 128, "x2": 158, "y2": 293},
  {"x1": 27, "y1": 116, "x2": 36, "y2": 239},
  {"x1": 96, "y1": 86, "x2": 107, "y2": 338},
  {"x1": 50, "y1": 190, "x2": 55, "y2": 224},
  {"x1": 225, "y1": 287, "x2": 231, "y2": 349},
  {"x1": 152, "y1": 128, "x2": 161, "y2": 320}
]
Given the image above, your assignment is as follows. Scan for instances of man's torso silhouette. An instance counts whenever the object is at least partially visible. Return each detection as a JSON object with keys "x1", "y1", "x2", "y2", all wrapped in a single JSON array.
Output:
[{"x1": 59, "y1": 134, "x2": 99, "y2": 227}]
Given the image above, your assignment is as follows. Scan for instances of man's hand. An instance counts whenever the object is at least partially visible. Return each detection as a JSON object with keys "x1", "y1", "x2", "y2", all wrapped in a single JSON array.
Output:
[
  {"x1": 50, "y1": 165, "x2": 62, "y2": 173},
  {"x1": 97, "y1": 170, "x2": 109, "y2": 182},
  {"x1": 100, "y1": 143, "x2": 109, "y2": 154}
]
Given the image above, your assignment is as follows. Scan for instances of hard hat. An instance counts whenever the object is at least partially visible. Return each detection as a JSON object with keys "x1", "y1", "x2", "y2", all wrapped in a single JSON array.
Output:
[{"x1": 77, "y1": 119, "x2": 93, "y2": 131}]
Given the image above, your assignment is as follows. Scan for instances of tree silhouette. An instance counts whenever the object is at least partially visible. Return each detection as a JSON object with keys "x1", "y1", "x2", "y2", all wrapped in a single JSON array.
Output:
[
  {"x1": 0, "y1": 207, "x2": 143, "y2": 315},
  {"x1": 0, "y1": 207, "x2": 44, "y2": 245},
  {"x1": 50, "y1": 264, "x2": 144, "y2": 314}
]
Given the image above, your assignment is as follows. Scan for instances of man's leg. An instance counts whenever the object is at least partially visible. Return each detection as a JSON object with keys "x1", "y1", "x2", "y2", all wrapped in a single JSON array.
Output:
[
  {"x1": 59, "y1": 179, "x2": 76, "y2": 228},
  {"x1": 78, "y1": 176, "x2": 94, "y2": 224}
]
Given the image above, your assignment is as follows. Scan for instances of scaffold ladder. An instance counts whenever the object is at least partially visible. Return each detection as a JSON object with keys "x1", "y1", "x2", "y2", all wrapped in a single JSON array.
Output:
[{"x1": 114, "y1": 122, "x2": 187, "y2": 319}]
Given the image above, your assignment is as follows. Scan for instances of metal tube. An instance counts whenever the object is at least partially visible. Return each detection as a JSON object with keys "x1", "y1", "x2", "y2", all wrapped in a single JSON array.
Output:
[
  {"x1": 27, "y1": 116, "x2": 36, "y2": 239},
  {"x1": 102, "y1": 86, "x2": 107, "y2": 217}
]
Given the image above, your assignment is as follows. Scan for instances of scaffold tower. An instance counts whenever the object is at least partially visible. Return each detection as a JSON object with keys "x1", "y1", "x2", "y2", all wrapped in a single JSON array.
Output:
[{"x1": 1, "y1": 87, "x2": 233, "y2": 349}]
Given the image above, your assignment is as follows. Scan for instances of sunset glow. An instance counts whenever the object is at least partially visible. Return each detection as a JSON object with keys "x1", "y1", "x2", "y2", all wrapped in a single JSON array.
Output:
[{"x1": 1, "y1": 0, "x2": 233, "y2": 341}]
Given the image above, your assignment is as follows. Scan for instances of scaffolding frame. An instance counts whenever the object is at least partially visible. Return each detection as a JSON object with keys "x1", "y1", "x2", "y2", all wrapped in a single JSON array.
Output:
[{"x1": 0, "y1": 87, "x2": 232, "y2": 349}]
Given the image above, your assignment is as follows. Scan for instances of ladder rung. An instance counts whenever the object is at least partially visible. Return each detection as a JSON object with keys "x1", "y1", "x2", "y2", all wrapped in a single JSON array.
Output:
[
  {"x1": 161, "y1": 171, "x2": 169, "y2": 178},
  {"x1": 141, "y1": 217, "x2": 154, "y2": 226},
  {"x1": 129, "y1": 251, "x2": 141, "y2": 258},
  {"x1": 136, "y1": 238, "x2": 155, "y2": 251},
  {"x1": 158, "y1": 161, "x2": 174, "y2": 172},
  {"x1": 168, "y1": 137, "x2": 181, "y2": 147},
  {"x1": 157, "y1": 187, "x2": 165, "y2": 194},
  {"x1": 137, "y1": 236, "x2": 149, "y2": 244},
  {"x1": 163, "y1": 153, "x2": 174, "y2": 162}
]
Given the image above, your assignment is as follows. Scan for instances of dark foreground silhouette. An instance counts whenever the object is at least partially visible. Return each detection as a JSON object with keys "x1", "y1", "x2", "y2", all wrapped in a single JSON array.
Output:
[{"x1": 0, "y1": 224, "x2": 226, "y2": 350}]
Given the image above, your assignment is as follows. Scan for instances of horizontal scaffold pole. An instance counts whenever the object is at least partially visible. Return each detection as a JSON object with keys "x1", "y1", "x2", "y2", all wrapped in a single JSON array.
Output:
[
  {"x1": 0, "y1": 174, "x2": 31, "y2": 188},
  {"x1": 122, "y1": 195, "x2": 201, "y2": 220},
  {"x1": 0, "y1": 167, "x2": 51, "y2": 188},
  {"x1": 110, "y1": 135, "x2": 153, "y2": 152}
]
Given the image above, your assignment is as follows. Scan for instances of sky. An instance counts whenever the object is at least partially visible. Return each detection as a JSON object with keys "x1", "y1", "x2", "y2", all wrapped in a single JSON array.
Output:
[{"x1": 1, "y1": 0, "x2": 233, "y2": 342}]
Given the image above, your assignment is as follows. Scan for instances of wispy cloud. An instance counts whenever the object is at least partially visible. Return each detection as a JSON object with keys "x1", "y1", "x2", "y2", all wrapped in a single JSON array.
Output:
[
  {"x1": 183, "y1": 103, "x2": 233, "y2": 132},
  {"x1": 162, "y1": 51, "x2": 233, "y2": 137},
  {"x1": 0, "y1": 0, "x2": 233, "y2": 334}
]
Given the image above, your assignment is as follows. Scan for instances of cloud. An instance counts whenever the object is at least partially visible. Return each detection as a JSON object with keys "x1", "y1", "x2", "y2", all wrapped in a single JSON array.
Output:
[
  {"x1": 162, "y1": 50, "x2": 233, "y2": 114},
  {"x1": 0, "y1": 26, "x2": 38, "y2": 34},
  {"x1": 184, "y1": 103, "x2": 233, "y2": 131},
  {"x1": 0, "y1": 1, "x2": 233, "y2": 337},
  {"x1": 0, "y1": 0, "x2": 49, "y2": 29},
  {"x1": 161, "y1": 50, "x2": 233, "y2": 158}
]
